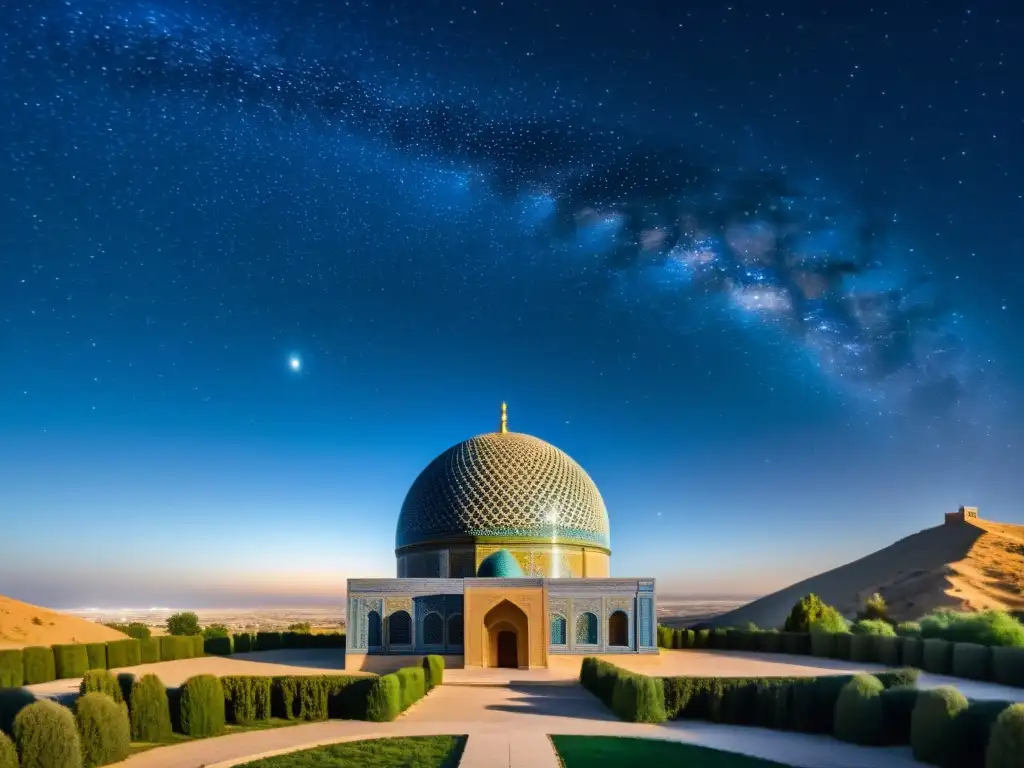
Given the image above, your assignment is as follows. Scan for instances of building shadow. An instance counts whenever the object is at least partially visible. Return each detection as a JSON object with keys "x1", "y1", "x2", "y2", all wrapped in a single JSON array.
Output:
[
  {"x1": 483, "y1": 681, "x2": 617, "y2": 721},
  {"x1": 228, "y1": 649, "x2": 348, "y2": 670}
]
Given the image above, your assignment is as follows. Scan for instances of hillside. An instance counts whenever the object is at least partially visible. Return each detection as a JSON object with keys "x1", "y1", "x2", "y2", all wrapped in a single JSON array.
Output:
[
  {"x1": 0, "y1": 595, "x2": 128, "y2": 649},
  {"x1": 711, "y1": 518, "x2": 1024, "y2": 629}
]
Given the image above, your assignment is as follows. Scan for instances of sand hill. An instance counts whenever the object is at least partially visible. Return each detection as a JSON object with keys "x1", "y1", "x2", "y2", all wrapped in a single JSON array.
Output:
[
  {"x1": 0, "y1": 595, "x2": 128, "y2": 649},
  {"x1": 712, "y1": 517, "x2": 1024, "y2": 629}
]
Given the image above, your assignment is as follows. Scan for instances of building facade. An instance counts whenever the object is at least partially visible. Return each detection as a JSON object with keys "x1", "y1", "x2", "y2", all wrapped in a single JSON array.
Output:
[{"x1": 345, "y1": 404, "x2": 658, "y2": 670}]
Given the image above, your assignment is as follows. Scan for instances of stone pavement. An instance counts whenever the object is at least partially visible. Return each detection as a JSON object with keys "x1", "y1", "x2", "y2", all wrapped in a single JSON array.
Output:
[{"x1": 117, "y1": 679, "x2": 928, "y2": 768}]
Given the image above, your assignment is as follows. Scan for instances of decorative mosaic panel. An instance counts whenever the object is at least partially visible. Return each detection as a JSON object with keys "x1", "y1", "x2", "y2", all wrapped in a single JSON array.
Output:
[
  {"x1": 447, "y1": 613, "x2": 464, "y2": 646},
  {"x1": 576, "y1": 612, "x2": 598, "y2": 645},
  {"x1": 385, "y1": 597, "x2": 412, "y2": 616},
  {"x1": 404, "y1": 551, "x2": 441, "y2": 578},
  {"x1": 638, "y1": 598, "x2": 653, "y2": 647},
  {"x1": 396, "y1": 431, "x2": 611, "y2": 549},
  {"x1": 606, "y1": 598, "x2": 634, "y2": 615},
  {"x1": 550, "y1": 614, "x2": 567, "y2": 645},
  {"x1": 357, "y1": 598, "x2": 383, "y2": 650},
  {"x1": 423, "y1": 612, "x2": 444, "y2": 645},
  {"x1": 548, "y1": 598, "x2": 568, "y2": 617}
]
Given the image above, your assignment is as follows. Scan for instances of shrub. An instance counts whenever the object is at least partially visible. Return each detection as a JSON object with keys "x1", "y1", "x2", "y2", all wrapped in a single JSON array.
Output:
[
  {"x1": 920, "y1": 610, "x2": 1024, "y2": 648},
  {"x1": 202, "y1": 623, "x2": 230, "y2": 640},
  {"x1": 423, "y1": 655, "x2": 444, "y2": 690},
  {"x1": 810, "y1": 630, "x2": 836, "y2": 658},
  {"x1": 876, "y1": 668, "x2": 920, "y2": 688},
  {"x1": 880, "y1": 686, "x2": 917, "y2": 745},
  {"x1": 987, "y1": 704, "x2": 1024, "y2": 768},
  {"x1": 874, "y1": 636, "x2": 903, "y2": 667},
  {"x1": 694, "y1": 629, "x2": 710, "y2": 648},
  {"x1": 953, "y1": 643, "x2": 992, "y2": 681},
  {"x1": 105, "y1": 639, "x2": 141, "y2": 669},
  {"x1": 52, "y1": 644, "x2": 89, "y2": 680},
  {"x1": 189, "y1": 636, "x2": 204, "y2": 658},
  {"x1": 656, "y1": 626, "x2": 671, "y2": 648},
  {"x1": 834, "y1": 632, "x2": 853, "y2": 660},
  {"x1": 395, "y1": 667, "x2": 426, "y2": 710},
  {"x1": 139, "y1": 637, "x2": 160, "y2": 664},
  {"x1": 0, "y1": 688, "x2": 36, "y2": 737},
  {"x1": 271, "y1": 676, "x2": 355, "y2": 721},
  {"x1": 781, "y1": 632, "x2": 810, "y2": 656},
  {"x1": 79, "y1": 670, "x2": 123, "y2": 704},
  {"x1": 833, "y1": 674, "x2": 884, "y2": 745},
  {"x1": 129, "y1": 675, "x2": 172, "y2": 742},
  {"x1": 611, "y1": 673, "x2": 666, "y2": 723},
  {"x1": 911, "y1": 686, "x2": 970, "y2": 765},
  {"x1": 857, "y1": 593, "x2": 891, "y2": 624},
  {"x1": 222, "y1": 676, "x2": 272, "y2": 724},
  {"x1": 103, "y1": 623, "x2": 150, "y2": 640},
  {"x1": 950, "y1": 700, "x2": 1015, "y2": 768},
  {"x1": 178, "y1": 674, "x2": 224, "y2": 737},
  {"x1": 903, "y1": 636, "x2": 924, "y2": 668},
  {"x1": 992, "y1": 647, "x2": 1024, "y2": 687},
  {"x1": 922, "y1": 638, "x2": 953, "y2": 674},
  {"x1": 158, "y1": 636, "x2": 193, "y2": 661},
  {"x1": 233, "y1": 634, "x2": 253, "y2": 653},
  {"x1": 0, "y1": 651, "x2": 22, "y2": 688},
  {"x1": 83, "y1": 644, "x2": 107, "y2": 672},
  {"x1": 852, "y1": 619, "x2": 896, "y2": 636},
  {"x1": 785, "y1": 594, "x2": 846, "y2": 633},
  {"x1": 22, "y1": 647, "x2": 55, "y2": 685},
  {"x1": 0, "y1": 732, "x2": 15, "y2": 768},
  {"x1": 850, "y1": 634, "x2": 874, "y2": 663},
  {"x1": 811, "y1": 606, "x2": 849, "y2": 634},
  {"x1": 254, "y1": 632, "x2": 283, "y2": 651},
  {"x1": 709, "y1": 628, "x2": 727, "y2": 648},
  {"x1": 76, "y1": 692, "x2": 130, "y2": 768},
  {"x1": 897, "y1": 621, "x2": 922, "y2": 636},
  {"x1": 13, "y1": 699, "x2": 81, "y2": 768},
  {"x1": 364, "y1": 674, "x2": 401, "y2": 722},
  {"x1": 165, "y1": 612, "x2": 201, "y2": 637},
  {"x1": 204, "y1": 636, "x2": 232, "y2": 656}
]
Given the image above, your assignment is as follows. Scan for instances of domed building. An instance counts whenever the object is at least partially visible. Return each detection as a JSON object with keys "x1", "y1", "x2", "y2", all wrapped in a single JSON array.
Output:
[{"x1": 346, "y1": 405, "x2": 658, "y2": 671}]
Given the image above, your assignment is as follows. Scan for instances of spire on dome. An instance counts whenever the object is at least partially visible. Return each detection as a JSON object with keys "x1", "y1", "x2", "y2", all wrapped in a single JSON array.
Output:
[{"x1": 499, "y1": 401, "x2": 508, "y2": 434}]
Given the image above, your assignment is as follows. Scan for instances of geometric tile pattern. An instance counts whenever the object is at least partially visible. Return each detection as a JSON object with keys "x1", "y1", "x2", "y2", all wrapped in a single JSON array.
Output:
[
  {"x1": 575, "y1": 611, "x2": 598, "y2": 645},
  {"x1": 550, "y1": 613, "x2": 567, "y2": 645},
  {"x1": 638, "y1": 597, "x2": 653, "y2": 647},
  {"x1": 396, "y1": 431, "x2": 611, "y2": 549}
]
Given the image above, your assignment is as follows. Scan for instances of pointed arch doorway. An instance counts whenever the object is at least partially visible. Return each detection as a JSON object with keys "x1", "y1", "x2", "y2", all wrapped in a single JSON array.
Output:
[{"x1": 484, "y1": 599, "x2": 529, "y2": 669}]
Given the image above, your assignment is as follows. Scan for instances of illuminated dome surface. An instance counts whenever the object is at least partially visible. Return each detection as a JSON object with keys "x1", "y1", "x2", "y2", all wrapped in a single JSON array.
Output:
[
  {"x1": 476, "y1": 549, "x2": 525, "y2": 577},
  {"x1": 396, "y1": 421, "x2": 611, "y2": 553}
]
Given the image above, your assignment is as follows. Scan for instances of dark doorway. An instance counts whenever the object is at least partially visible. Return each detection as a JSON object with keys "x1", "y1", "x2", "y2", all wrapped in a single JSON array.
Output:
[
  {"x1": 608, "y1": 610, "x2": 629, "y2": 647},
  {"x1": 497, "y1": 630, "x2": 518, "y2": 668}
]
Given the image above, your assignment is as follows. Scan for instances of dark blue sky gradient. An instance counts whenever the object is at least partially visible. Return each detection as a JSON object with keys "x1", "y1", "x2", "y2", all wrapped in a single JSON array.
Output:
[{"x1": 1, "y1": 0, "x2": 1022, "y2": 608}]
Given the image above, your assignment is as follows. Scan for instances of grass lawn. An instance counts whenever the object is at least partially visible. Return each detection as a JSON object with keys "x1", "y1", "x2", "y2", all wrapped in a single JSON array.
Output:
[
  {"x1": 129, "y1": 717, "x2": 305, "y2": 755},
  {"x1": 236, "y1": 735, "x2": 467, "y2": 767},
  {"x1": 551, "y1": 736, "x2": 796, "y2": 768}
]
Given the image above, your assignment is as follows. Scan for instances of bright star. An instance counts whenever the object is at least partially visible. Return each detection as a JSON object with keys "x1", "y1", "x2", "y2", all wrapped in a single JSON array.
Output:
[{"x1": 289, "y1": 356, "x2": 301, "y2": 372}]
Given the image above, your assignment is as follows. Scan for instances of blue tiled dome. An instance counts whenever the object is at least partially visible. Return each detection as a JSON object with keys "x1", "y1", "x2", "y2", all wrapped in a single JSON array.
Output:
[{"x1": 477, "y1": 549, "x2": 525, "y2": 578}]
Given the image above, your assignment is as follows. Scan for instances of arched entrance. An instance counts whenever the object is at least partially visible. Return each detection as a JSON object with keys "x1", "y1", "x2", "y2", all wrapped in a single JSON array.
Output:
[{"x1": 484, "y1": 599, "x2": 529, "y2": 669}]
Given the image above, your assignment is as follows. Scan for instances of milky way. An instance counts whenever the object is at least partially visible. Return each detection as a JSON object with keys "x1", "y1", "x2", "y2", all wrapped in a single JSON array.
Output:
[{"x1": 6, "y1": 0, "x2": 979, "y2": 417}]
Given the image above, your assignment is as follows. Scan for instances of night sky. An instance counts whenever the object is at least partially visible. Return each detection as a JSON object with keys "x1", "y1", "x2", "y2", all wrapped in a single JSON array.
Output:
[{"x1": 2, "y1": 1, "x2": 1022, "y2": 609}]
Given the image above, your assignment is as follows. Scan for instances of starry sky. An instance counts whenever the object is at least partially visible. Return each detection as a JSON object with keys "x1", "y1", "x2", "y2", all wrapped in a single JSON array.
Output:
[{"x1": 2, "y1": 0, "x2": 1022, "y2": 610}]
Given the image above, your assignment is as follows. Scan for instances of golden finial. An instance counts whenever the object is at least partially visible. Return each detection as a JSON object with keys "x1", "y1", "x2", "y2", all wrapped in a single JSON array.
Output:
[{"x1": 499, "y1": 401, "x2": 508, "y2": 434}]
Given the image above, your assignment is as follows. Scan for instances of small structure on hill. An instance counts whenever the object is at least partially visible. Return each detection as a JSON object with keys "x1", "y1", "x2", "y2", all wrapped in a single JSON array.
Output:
[{"x1": 944, "y1": 505, "x2": 980, "y2": 525}]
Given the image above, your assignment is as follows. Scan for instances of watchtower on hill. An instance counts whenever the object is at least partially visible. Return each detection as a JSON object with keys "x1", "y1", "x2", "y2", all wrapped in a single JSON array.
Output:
[{"x1": 944, "y1": 505, "x2": 980, "y2": 525}]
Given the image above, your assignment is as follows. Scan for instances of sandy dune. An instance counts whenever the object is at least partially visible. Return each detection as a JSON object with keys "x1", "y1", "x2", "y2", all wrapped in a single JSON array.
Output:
[
  {"x1": 0, "y1": 595, "x2": 128, "y2": 649},
  {"x1": 712, "y1": 518, "x2": 1024, "y2": 629}
]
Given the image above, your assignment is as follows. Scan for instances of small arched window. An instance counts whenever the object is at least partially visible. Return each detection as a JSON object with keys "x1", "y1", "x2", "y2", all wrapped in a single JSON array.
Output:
[
  {"x1": 388, "y1": 610, "x2": 412, "y2": 646},
  {"x1": 550, "y1": 614, "x2": 567, "y2": 645},
  {"x1": 366, "y1": 610, "x2": 382, "y2": 648},
  {"x1": 576, "y1": 612, "x2": 598, "y2": 645},
  {"x1": 423, "y1": 612, "x2": 444, "y2": 645},
  {"x1": 447, "y1": 613, "x2": 464, "y2": 646},
  {"x1": 608, "y1": 610, "x2": 629, "y2": 647}
]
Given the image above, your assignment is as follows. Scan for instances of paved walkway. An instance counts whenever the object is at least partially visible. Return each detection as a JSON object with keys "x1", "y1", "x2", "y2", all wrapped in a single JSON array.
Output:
[{"x1": 117, "y1": 679, "x2": 928, "y2": 768}]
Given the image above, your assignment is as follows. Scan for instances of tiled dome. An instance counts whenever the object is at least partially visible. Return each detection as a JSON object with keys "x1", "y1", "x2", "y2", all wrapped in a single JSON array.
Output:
[
  {"x1": 396, "y1": 417, "x2": 611, "y2": 552},
  {"x1": 476, "y1": 549, "x2": 525, "y2": 577}
]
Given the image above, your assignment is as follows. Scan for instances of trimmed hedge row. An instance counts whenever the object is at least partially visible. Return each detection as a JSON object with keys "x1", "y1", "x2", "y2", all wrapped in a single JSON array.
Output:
[
  {"x1": 229, "y1": 632, "x2": 346, "y2": 653},
  {"x1": 658, "y1": 624, "x2": 1024, "y2": 688},
  {"x1": 584, "y1": 657, "x2": 1020, "y2": 768}
]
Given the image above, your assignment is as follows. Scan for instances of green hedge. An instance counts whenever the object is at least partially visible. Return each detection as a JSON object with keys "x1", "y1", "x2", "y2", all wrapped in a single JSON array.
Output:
[
  {"x1": 611, "y1": 672, "x2": 666, "y2": 723},
  {"x1": 22, "y1": 647, "x2": 56, "y2": 685},
  {"x1": 758, "y1": 631, "x2": 782, "y2": 654},
  {"x1": 129, "y1": 675, "x2": 171, "y2": 743},
  {"x1": 810, "y1": 631, "x2": 836, "y2": 658},
  {"x1": 233, "y1": 634, "x2": 253, "y2": 653},
  {"x1": 395, "y1": 667, "x2": 426, "y2": 710},
  {"x1": 189, "y1": 636, "x2": 204, "y2": 658},
  {"x1": 911, "y1": 686, "x2": 969, "y2": 765},
  {"x1": 903, "y1": 636, "x2": 924, "y2": 668},
  {"x1": 140, "y1": 637, "x2": 160, "y2": 665},
  {"x1": 850, "y1": 634, "x2": 874, "y2": 663},
  {"x1": 0, "y1": 688, "x2": 36, "y2": 737},
  {"x1": 423, "y1": 655, "x2": 444, "y2": 690},
  {"x1": 781, "y1": 632, "x2": 811, "y2": 655},
  {"x1": 0, "y1": 651, "x2": 23, "y2": 688},
  {"x1": 222, "y1": 676, "x2": 272, "y2": 725},
  {"x1": 13, "y1": 699, "x2": 81, "y2": 768},
  {"x1": 952, "y1": 643, "x2": 992, "y2": 681},
  {"x1": 992, "y1": 647, "x2": 1024, "y2": 688},
  {"x1": 254, "y1": 632, "x2": 283, "y2": 651},
  {"x1": 75, "y1": 692, "x2": 130, "y2": 768},
  {"x1": 694, "y1": 629, "x2": 710, "y2": 649},
  {"x1": 874, "y1": 636, "x2": 903, "y2": 667},
  {"x1": 834, "y1": 632, "x2": 853, "y2": 660},
  {"x1": 84, "y1": 644, "x2": 107, "y2": 672},
  {"x1": 272, "y1": 675, "x2": 361, "y2": 721},
  {"x1": 105, "y1": 639, "x2": 141, "y2": 669},
  {"x1": 79, "y1": 671, "x2": 122, "y2": 704},
  {"x1": 53, "y1": 645, "x2": 89, "y2": 680},
  {"x1": 179, "y1": 674, "x2": 224, "y2": 738},
  {"x1": 204, "y1": 636, "x2": 233, "y2": 656},
  {"x1": 987, "y1": 704, "x2": 1024, "y2": 768},
  {"x1": 363, "y1": 675, "x2": 401, "y2": 722},
  {"x1": 280, "y1": 632, "x2": 346, "y2": 650},
  {"x1": 922, "y1": 638, "x2": 953, "y2": 675},
  {"x1": 880, "y1": 686, "x2": 918, "y2": 745},
  {"x1": 0, "y1": 731, "x2": 15, "y2": 768},
  {"x1": 158, "y1": 636, "x2": 193, "y2": 661},
  {"x1": 951, "y1": 699, "x2": 1016, "y2": 768},
  {"x1": 833, "y1": 674, "x2": 884, "y2": 745}
]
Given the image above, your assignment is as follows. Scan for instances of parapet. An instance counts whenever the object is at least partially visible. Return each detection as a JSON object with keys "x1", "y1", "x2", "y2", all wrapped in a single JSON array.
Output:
[{"x1": 944, "y1": 505, "x2": 980, "y2": 525}]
